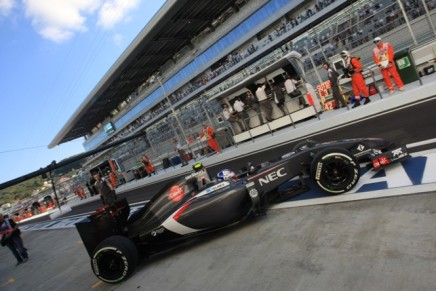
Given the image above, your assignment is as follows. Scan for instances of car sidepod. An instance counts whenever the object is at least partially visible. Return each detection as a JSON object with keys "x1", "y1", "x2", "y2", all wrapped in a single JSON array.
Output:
[{"x1": 161, "y1": 181, "x2": 252, "y2": 233}]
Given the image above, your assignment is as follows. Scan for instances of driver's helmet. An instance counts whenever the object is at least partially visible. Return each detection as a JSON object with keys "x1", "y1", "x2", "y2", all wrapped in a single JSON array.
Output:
[
  {"x1": 216, "y1": 169, "x2": 236, "y2": 181},
  {"x1": 247, "y1": 162, "x2": 257, "y2": 175},
  {"x1": 193, "y1": 162, "x2": 205, "y2": 172}
]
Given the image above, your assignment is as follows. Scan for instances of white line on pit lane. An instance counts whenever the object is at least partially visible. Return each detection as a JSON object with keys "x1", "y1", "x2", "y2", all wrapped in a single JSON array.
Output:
[{"x1": 407, "y1": 137, "x2": 436, "y2": 149}]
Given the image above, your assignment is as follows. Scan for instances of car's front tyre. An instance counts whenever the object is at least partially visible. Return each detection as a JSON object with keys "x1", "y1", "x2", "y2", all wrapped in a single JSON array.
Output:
[
  {"x1": 91, "y1": 235, "x2": 138, "y2": 284},
  {"x1": 310, "y1": 147, "x2": 360, "y2": 194}
]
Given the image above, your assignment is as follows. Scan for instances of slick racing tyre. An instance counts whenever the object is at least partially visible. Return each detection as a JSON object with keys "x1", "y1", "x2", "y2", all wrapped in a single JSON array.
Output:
[
  {"x1": 310, "y1": 147, "x2": 360, "y2": 194},
  {"x1": 91, "y1": 235, "x2": 139, "y2": 284}
]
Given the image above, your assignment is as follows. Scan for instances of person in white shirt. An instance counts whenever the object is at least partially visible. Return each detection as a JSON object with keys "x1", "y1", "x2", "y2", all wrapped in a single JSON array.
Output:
[
  {"x1": 244, "y1": 91, "x2": 264, "y2": 125},
  {"x1": 232, "y1": 98, "x2": 249, "y2": 128},
  {"x1": 284, "y1": 75, "x2": 307, "y2": 107},
  {"x1": 255, "y1": 77, "x2": 273, "y2": 122},
  {"x1": 173, "y1": 138, "x2": 189, "y2": 166},
  {"x1": 272, "y1": 83, "x2": 287, "y2": 116},
  {"x1": 222, "y1": 103, "x2": 246, "y2": 132}
]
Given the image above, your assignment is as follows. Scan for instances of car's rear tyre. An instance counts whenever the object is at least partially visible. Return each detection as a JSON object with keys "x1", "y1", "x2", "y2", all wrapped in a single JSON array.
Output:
[
  {"x1": 91, "y1": 235, "x2": 138, "y2": 284},
  {"x1": 310, "y1": 147, "x2": 360, "y2": 194}
]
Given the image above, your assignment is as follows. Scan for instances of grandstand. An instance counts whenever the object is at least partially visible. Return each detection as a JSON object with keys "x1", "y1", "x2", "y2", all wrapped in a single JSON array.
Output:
[{"x1": 49, "y1": 0, "x2": 436, "y2": 175}]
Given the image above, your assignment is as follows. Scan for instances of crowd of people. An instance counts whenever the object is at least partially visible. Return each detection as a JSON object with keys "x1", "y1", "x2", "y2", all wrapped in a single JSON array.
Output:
[
  {"x1": 94, "y1": 0, "x2": 436, "y2": 148},
  {"x1": 218, "y1": 72, "x2": 309, "y2": 133},
  {"x1": 95, "y1": 0, "x2": 341, "y2": 148},
  {"x1": 84, "y1": 0, "x2": 434, "y2": 184}
]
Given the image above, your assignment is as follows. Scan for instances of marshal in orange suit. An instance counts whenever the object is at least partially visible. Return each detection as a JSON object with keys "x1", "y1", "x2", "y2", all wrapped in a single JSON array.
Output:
[
  {"x1": 341, "y1": 50, "x2": 371, "y2": 108},
  {"x1": 373, "y1": 36, "x2": 404, "y2": 94},
  {"x1": 199, "y1": 124, "x2": 221, "y2": 153}
]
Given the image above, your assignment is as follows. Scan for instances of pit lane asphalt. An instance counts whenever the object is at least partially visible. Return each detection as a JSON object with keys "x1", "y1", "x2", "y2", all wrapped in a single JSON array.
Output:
[
  {"x1": 1, "y1": 191, "x2": 435, "y2": 291},
  {"x1": 2, "y1": 77, "x2": 436, "y2": 290}
]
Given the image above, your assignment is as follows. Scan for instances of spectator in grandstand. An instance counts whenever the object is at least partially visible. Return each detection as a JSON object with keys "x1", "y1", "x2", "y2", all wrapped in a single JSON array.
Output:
[
  {"x1": 341, "y1": 50, "x2": 371, "y2": 108},
  {"x1": 244, "y1": 91, "x2": 264, "y2": 125},
  {"x1": 0, "y1": 213, "x2": 28, "y2": 266},
  {"x1": 372, "y1": 37, "x2": 404, "y2": 94},
  {"x1": 93, "y1": 173, "x2": 117, "y2": 207},
  {"x1": 272, "y1": 82, "x2": 287, "y2": 116},
  {"x1": 173, "y1": 138, "x2": 189, "y2": 166},
  {"x1": 255, "y1": 77, "x2": 273, "y2": 122},
  {"x1": 199, "y1": 124, "x2": 221, "y2": 153},
  {"x1": 222, "y1": 103, "x2": 246, "y2": 132},
  {"x1": 322, "y1": 62, "x2": 347, "y2": 109},
  {"x1": 232, "y1": 98, "x2": 250, "y2": 129}
]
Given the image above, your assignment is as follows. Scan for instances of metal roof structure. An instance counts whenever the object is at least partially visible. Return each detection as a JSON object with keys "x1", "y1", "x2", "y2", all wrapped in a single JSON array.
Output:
[{"x1": 49, "y1": 0, "x2": 238, "y2": 148}]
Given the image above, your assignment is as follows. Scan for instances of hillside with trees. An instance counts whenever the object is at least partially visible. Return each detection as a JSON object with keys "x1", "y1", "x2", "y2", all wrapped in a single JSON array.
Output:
[{"x1": 0, "y1": 157, "x2": 85, "y2": 206}]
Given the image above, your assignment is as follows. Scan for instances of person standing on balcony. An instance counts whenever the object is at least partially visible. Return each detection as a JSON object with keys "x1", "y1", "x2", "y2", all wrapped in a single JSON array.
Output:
[
  {"x1": 255, "y1": 77, "x2": 273, "y2": 122},
  {"x1": 244, "y1": 91, "x2": 264, "y2": 125},
  {"x1": 232, "y1": 98, "x2": 250, "y2": 129},
  {"x1": 222, "y1": 103, "x2": 246, "y2": 132}
]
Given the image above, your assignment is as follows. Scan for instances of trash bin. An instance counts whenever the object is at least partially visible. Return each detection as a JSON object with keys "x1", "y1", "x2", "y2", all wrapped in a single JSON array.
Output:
[
  {"x1": 162, "y1": 158, "x2": 171, "y2": 169},
  {"x1": 171, "y1": 155, "x2": 181, "y2": 165},
  {"x1": 394, "y1": 49, "x2": 419, "y2": 85}
]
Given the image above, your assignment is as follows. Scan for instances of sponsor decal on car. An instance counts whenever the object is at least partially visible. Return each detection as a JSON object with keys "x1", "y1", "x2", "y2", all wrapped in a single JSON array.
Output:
[
  {"x1": 258, "y1": 167, "x2": 287, "y2": 186},
  {"x1": 151, "y1": 227, "x2": 165, "y2": 237},
  {"x1": 184, "y1": 169, "x2": 207, "y2": 180},
  {"x1": 249, "y1": 189, "x2": 259, "y2": 198},
  {"x1": 354, "y1": 144, "x2": 372, "y2": 158},
  {"x1": 315, "y1": 162, "x2": 323, "y2": 180},
  {"x1": 168, "y1": 184, "x2": 185, "y2": 202},
  {"x1": 195, "y1": 182, "x2": 230, "y2": 198},
  {"x1": 390, "y1": 146, "x2": 409, "y2": 161}
]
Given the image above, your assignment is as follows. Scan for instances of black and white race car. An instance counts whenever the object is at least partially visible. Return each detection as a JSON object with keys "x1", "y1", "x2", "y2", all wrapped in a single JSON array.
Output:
[{"x1": 75, "y1": 137, "x2": 409, "y2": 284}]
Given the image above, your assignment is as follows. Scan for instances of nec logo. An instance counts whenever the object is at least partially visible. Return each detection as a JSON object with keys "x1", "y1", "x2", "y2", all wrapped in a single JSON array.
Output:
[{"x1": 258, "y1": 167, "x2": 287, "y2": 186}]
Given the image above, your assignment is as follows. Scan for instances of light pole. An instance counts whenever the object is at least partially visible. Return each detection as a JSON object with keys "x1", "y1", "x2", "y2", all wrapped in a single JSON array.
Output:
[
  {"x1": 155, "y1": 74, "x2": 195, "y2": 159},
  {"x1": 396, "y1": 0, "x2": 418, "y2": 45}
]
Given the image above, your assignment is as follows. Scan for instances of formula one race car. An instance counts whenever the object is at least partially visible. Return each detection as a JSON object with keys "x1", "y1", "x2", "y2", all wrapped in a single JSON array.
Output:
[{"x1": 75, "y1": 138, "x2": 409, "y2": 283}]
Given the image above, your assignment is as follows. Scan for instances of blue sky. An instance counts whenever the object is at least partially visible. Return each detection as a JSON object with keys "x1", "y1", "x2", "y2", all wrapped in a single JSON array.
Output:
[{"x1": 0, "y1": 0, "x2": 167, "y2": 185}]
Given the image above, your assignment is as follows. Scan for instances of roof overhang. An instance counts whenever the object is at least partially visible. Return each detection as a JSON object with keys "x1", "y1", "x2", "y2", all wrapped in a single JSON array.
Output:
[{"x1": 49, "y1": 0, "x2": 238, "y2": 148}]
